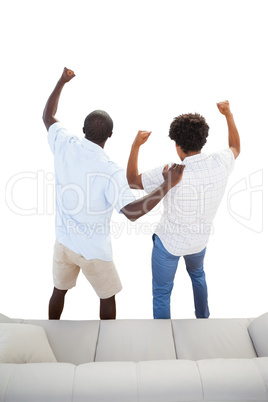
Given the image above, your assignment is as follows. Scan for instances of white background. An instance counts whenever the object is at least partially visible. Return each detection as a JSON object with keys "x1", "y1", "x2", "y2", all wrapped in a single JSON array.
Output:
[{"x1": 1, "y1": 0, "x2": 267, "y2": 320}]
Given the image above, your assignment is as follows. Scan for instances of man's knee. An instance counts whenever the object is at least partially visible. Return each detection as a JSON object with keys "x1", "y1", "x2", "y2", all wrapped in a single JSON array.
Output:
[
  {"x1": 100, "y1": 295, "x2": 116, "y2": 320},
  {"x1": 52, "y1": 287, "x2": 68, "y2": 297},
  {"x1": 100, "y1": 295, "x2": 115, "y2": 304},
  {"x1": 187, "y1": 266, "x2": 205, "y2": 278}
]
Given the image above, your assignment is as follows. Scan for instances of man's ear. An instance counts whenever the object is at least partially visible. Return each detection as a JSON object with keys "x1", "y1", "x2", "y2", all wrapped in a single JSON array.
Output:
[
  {"x1": 83, "y1": 127, "x2": 85, "y2": 134},
  {"x1": 176, "y1": 143, "x2": 181, "y2": 153},
  {"x1": 109, "y1": 131, "x2": 113, "y2": 138}
]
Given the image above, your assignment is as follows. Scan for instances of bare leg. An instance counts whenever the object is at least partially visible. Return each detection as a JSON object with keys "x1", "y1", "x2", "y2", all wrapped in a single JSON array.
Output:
[
  {"x1": 49, "y1": 287, "x2": 68, "y2": 319},
  {"x1": 100, "y1": 295, "x2": 116, "y2": 319}
]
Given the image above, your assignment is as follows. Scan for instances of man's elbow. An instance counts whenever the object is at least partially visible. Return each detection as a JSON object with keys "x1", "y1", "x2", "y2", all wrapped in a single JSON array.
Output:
[
  {"x1": 125, "y1": 212, "x2": 139, "y2": 222},
  {"x1": 125, "y1": 217, "x2": 137, "y2": 222},
  {"x1": 234, "y1": 146, "x2": 241, "y2": 159},
  {"x1": 230, "y1": 146, "x2": 240, "y2": 159},
  {"x1": 42, "y1": 112, "x2": 50, "y2": 129},
  {"x1": 120, "y1": 206, "x2": 139, "y2": 222},
  {"x1": 129, "y1": 183, "x2": 140, "y2": 190},
  {"x1": 127, "y1": 174, "x2": 143, "y2": 190},
  {"x1": 126, "y1": 173, "x2": 135, "y2": 187},
  {"x1": 42, "y1": 119, "x2": 49, "y2": 131},
  {"x1": 128, "y1": 215, "x2": 138, "y2": 222},
  {"x1": 42, "y1": 114, "x2": 58, "y2": 131}
]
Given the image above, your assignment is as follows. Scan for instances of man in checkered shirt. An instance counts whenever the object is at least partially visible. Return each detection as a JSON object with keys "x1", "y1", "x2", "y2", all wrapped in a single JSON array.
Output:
[{"x1": 127, "y1": 101, "x2": 240, "y2": 319}]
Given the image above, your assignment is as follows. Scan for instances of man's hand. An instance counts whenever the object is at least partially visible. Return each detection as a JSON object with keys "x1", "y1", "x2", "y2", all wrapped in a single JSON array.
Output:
[
  {"x1": 59, "y1": 67, "x2": 76, "y2": 84},
  {"x1": 162, "y1": 164, "x2": 185, "y2": 188},
  {"x1": 216, "y1": 100, "x2": 232, "y2": 117},
  {"x1": 133, "y1": 130, "x2": 152, "y2": 147},
  {"x1": 216, "y1": 100, "x2": 240, "y2": 159}
]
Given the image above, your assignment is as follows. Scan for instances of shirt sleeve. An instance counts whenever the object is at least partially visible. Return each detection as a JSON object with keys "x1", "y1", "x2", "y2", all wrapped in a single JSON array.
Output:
[
  {"x1": 105, "y1": 169, "x2": 136, "y2": 213},
  {"x1": 141, "y1": 165, "x2": 167, "y2": 194},
  {"x1": 48, "y1": 122, "x2": 79, "y2": 156},
  {"x1": 212, "y1": 148, "x2": 235, "y2": 176}
]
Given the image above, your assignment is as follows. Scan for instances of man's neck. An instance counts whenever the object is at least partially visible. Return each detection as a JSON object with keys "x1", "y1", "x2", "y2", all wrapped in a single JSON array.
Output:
[
  {"x1": 180, "y1": 150, "x2": 201, "y2": 161},
  {"x1": 85, "y1": 138, "x2": 106, "y2": 149}
]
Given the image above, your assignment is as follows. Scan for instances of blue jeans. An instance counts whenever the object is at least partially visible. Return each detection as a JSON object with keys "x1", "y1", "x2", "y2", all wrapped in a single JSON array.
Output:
[{"x1": 152, "y1": 234, "x2": 210, "y2": 319}]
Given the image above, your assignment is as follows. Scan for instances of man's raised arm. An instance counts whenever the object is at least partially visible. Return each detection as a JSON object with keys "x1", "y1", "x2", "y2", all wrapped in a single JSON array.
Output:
[
  {"x1": 126, "y1": 130, "x2": 152, "y2": 189},
  {"x1": 217, "y1": 100, "x2": 240, "y2": 159},
  {"x1": 42, "y1": 67, "x2": 75, "y2": 131}
]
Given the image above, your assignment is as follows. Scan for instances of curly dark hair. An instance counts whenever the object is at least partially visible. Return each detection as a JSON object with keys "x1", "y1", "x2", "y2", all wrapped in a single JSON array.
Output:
[
  {"x1": 84, "y1": 110, "x2": 113, "y2": 143},
  {"x1": 169, "y1": 113, "x2": 209, "y2": 153}
]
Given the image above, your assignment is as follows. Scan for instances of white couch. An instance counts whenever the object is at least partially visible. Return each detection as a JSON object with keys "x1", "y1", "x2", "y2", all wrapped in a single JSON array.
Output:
[{"x1": 0, "y1": 312, "x2": 268, "y2": 402}]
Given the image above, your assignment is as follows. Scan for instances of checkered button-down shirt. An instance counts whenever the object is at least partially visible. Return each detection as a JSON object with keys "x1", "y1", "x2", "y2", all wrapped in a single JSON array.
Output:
[{"x1": 142, "y1": 149, "x2": 235, "y2": 256}]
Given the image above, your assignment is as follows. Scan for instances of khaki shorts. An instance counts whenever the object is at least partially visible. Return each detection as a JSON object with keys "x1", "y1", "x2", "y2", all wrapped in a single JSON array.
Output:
[{"x1": 52, "y1": 240, "x2": 122, "y2": 299}]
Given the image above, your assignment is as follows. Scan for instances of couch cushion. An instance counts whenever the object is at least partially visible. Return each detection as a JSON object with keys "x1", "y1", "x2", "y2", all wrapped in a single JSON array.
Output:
[
  {"x1": 248, "y1": 312, "x2": 268, "y2": 357},
  {"x1": 254, "y1": 357, "x2": 268, "y2": 389},
  {"x1": 73, "y1": 362, "x2": 138, "y2": 402},
  {"x1": 172, "y1": 318, "x2": 257, "y2": 360},
  {"x1": 0, "y1": 364, "x2": 16, "y2": 401},
  {"x1": 197, "y1": 358, "x2": 268, "y2": 401},
  {"x1": 0, "y1": 323, "x2": 57, "y2": 363},
  {"x1": 0, "y1": 363, "x2": 75, "y2": 402},
  {"x1": 24, "y1": 319, "x2": 100, "y2": 365},
  {"x1": 95, "y1": 319, "x2": 176, "y2": 362},
  {"x1": 138, "y1": 360, "x2": 203, "y2": 402}
]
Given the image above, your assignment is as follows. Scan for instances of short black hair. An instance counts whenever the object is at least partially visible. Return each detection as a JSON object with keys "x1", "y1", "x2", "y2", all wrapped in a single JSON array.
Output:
[
  {"x1": 84, "y1": 110, "x2": 113, "y2": 143},
  {"x1": 169, "y1": 113, "x2": 209, "y2": 153}
]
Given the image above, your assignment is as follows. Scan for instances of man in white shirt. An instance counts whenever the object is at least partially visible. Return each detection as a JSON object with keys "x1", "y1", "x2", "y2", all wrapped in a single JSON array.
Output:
[
  {"x1": 42, "y1": 67, "x2": 185, "y2": 320},
  {"x1": 127, "y1": 102, "x2": 240, "y2": 319}
]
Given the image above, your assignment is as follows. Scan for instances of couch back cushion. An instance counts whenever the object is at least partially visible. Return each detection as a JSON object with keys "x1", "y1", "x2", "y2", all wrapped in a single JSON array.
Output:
[
  {"x1": 248, "y1": 312, "x2": 268, "y2": 357},
  {"x1": 0, "y1": 323, "x2": 57, "y2": 363},
  {"x1": 95, "y1": 319, "x2": 176, "y2": 362},
  {"x1": 24, "y1": 319, "x2": 100, "y2": 365},
  {"x1": 172, "y1": 318, "x2": 257, "y2": 360}
]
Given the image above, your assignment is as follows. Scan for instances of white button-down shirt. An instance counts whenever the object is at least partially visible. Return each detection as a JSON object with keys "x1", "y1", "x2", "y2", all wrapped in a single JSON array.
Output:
[
  {"x1": 48, "y1": 122, "x2": 135, "y2": 261},
  {"x1": 142, "y1": 149, "x2": 235, "y2": 256}
]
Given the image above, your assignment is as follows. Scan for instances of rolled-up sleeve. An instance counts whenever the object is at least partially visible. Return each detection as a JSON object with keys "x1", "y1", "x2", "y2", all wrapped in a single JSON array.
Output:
[
  {"x1": 141, "y1": 165, "x2": 166, "y2": 194},
  {"x1": 48, "y1": 122, "x2": 79, "y2": 155},
  {"x1": 213, "y1": 148, "x2": 235, "y2": 175},
  {"x1": 105, "y1": 169, "x2": 136, "y2": 213}
]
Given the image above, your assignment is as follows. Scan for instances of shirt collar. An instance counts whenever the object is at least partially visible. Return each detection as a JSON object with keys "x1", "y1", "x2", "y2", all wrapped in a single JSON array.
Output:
[
  {"x1": 182, "y1": 153, "x2": 208, "y2": 165},
  {"x1": 81, "y1": 138, "x2": 110, "y2": 159}
]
